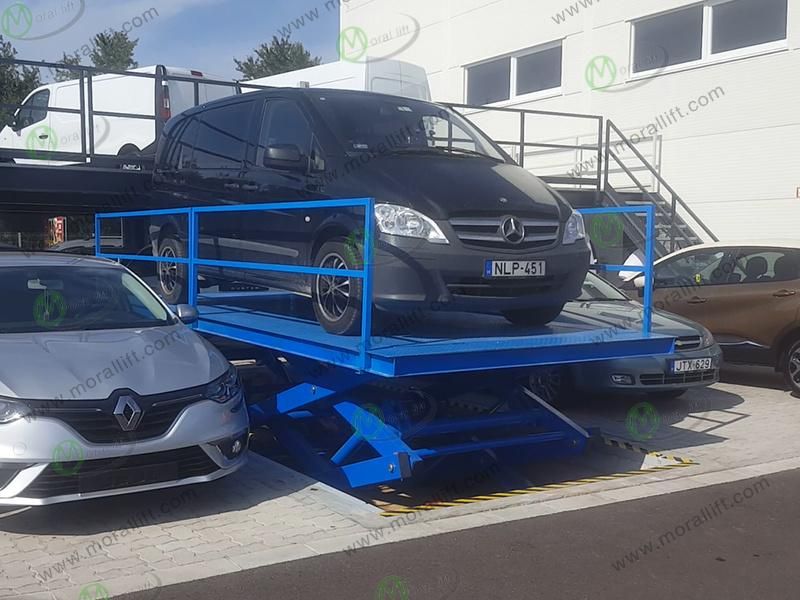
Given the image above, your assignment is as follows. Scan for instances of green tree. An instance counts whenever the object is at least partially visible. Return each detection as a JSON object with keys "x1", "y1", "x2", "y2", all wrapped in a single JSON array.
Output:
[
  {"x1": 0, "y1": 34, "x2": 40, "y2": 126},
  {"x1": 54, "y1": 30, "x2": 139, "y2": 81},
  {"x1": 53, "y1": 51, "x2": 82, "y2": 82},
  {"x1": 90, "y1": 31, "x2": 139, "y2": 72},
  {"x1": 235, "y1": 36, "x2": 321, "y2": 79}
]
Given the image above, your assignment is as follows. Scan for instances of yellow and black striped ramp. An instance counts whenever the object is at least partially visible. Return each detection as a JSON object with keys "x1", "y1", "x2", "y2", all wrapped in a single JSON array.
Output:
[
  {"x1": 602, "y1": 436, "x2": 696, "y2": 465},
  {"x1": 379, "y1": 436, "x2": 696, "y2": 517}
]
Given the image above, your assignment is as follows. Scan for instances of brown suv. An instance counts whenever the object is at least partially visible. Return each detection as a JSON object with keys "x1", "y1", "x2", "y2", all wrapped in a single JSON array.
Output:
[{"x1": 623, "y1": 243, "x2": 800, "y2": 395}]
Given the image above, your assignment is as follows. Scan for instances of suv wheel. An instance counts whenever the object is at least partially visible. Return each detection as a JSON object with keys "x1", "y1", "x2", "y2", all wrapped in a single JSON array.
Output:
[
  {"x1": 785, "y1": 339, "x2": 800, "y2": 397},
  {"x1": 158, "y1": 236, "x2": 187, "y2": 304},
  {"x1": 312, "y1": 239, "x2": 363, "y2": 336},
  {"x1": 503, "y1": 304, "x2": 565, "y2": 328}
]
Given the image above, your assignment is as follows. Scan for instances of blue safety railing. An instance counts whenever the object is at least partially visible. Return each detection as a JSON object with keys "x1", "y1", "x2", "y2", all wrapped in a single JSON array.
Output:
[
  {"x1": 96, "y1": 198, "x2": 376, "y2": 370},
  {"x1": 578, "y1": 205, "x2": 656, "y2": 333}
]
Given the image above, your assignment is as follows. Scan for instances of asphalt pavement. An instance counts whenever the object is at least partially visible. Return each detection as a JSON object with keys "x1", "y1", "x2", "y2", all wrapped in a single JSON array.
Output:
[{"x1": 119, "y1": 469, "x2": 800, "y2": 600}]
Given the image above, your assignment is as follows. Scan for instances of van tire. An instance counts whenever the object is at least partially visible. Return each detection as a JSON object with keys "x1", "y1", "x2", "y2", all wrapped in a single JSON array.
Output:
[
  {"x1": 503, "y1": 304, "x2": 565, "y2": 328},
  {"x1": 784, "y1": 339, "x2": 800, "y2": 397},
  {"x1": 312, "y1": 239, "x2": 363, "y2": 336},
  {"x1": 158, "y1": 235, "x2": 187, "y2": 304}
]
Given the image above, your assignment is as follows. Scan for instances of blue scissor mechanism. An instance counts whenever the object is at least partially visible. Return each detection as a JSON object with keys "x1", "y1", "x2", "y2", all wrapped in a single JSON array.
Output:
[{"x1": 97, "y1": 200, "x2": 668, "y2": 489}]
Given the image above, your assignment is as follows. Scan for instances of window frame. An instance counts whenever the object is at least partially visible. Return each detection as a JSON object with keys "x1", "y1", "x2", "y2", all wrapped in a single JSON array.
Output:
[
  {"x1": 464, "y1": 39, "x2": 564, "y2": 106},
  {"x1": 628, "y1": 0, "x2": 788, "y2": 82},
  {"x1": 653, "y1": 247, "x2": 739, "y2": 289},
  {"x1": 731, "y1": 247, "x2": 800, "y2": 285},
  {"x1": 191, "y1": 100, "x2": 254, "y2": 172},
  {"x1": 15, "y1": 89, "x2": 50, "y2": 130},
  {"x1": 255, "y1": 98, "x2": 316, "y2": 171}
]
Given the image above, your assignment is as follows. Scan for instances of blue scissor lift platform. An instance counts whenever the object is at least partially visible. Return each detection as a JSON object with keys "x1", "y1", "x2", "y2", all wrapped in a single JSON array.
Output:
[{"x1": 97, "y1": 200, "x2": 668, "y2": 490}]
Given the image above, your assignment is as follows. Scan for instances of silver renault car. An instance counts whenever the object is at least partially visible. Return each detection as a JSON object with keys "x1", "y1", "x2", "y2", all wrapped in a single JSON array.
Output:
[{"x1": 0, "y1": 253, "x2": 248, "y2": 506}]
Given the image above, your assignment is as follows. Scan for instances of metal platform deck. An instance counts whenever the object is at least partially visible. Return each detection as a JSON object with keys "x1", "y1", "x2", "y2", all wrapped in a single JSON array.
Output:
[
  {"x1": 195, "y1": 292, "x2": 674, "y2": 378},
  {"x1": 97, "y1": 200, "x2": 664, "y2": 489}
]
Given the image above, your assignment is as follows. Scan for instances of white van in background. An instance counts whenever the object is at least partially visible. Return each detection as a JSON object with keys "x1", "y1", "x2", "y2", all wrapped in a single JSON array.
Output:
[
  {"x1": 243, "y1": 59, "x2": 431, "y2": 100},
  {"x1": 0, "y1": 65, "x2": 237, "y2": 165}
]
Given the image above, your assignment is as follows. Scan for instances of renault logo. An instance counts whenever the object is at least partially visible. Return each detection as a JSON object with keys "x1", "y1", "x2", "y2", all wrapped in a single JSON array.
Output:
[
  {"x1": 113, "y1": 396, "x2": 143, "y2": 432},
  {"x1": 501, "y1": 217, "x2": 525, "y2": 244}
]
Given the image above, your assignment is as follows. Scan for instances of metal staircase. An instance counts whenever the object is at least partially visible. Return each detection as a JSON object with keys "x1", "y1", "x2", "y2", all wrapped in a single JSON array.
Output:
[{"x1": 445, "y1": 103, "x2": 718, "y2": 262}]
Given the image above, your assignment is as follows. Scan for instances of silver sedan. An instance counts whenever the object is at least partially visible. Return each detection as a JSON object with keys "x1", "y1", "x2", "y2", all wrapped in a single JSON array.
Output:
[{"x1": 0, "y1": 253, "x2": 249, "y2": 506}]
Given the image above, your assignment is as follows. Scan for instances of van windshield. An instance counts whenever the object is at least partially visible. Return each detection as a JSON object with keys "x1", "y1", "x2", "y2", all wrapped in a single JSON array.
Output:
[
  {"x1": 310, "y1": 94, "x2": 505, "y2": 162},
  {"x1": 0, "y1": 266, "x2": 175, "y2": 334}
]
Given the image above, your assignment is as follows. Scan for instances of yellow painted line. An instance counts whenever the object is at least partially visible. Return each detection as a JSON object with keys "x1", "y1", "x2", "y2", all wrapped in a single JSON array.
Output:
[
  {"x1": 574, "y1": 478, "x2": 606, "y2": 483},
  {"x1": 526, "y1": 487, "x2": 551, "y2": 492},
  {"x1": 454, "y1": 499, "x2": 482, "y2": 504}
]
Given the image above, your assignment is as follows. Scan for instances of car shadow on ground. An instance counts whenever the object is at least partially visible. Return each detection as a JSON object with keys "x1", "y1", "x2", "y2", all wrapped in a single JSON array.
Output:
[
  {"x1": 0, "y1": 453, "x2": 311, "y2": 536},
  {"x1": 719, "y1": 363, "x2": 787, "y2": 391},
  {"x1": 564, "y1": 385, "x2": 748, "y2": 454}
]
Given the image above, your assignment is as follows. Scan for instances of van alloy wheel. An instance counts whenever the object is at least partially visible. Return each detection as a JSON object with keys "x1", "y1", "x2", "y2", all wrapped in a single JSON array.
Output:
[{"x1": 315, "y1": 253, "x2": 351, "y2": 322}]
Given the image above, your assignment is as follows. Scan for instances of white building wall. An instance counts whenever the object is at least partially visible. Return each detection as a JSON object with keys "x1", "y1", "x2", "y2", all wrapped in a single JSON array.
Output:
[{"x1": 340, "y1": 0, "x2": 800, "y2": 242}]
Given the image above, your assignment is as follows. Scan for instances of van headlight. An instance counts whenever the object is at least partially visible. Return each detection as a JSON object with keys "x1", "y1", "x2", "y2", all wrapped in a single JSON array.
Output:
[
  {"x1": 375, "y1": 204, "x2": 449, "y2": 244},
  {"x1": 207, "y1": 367, "x2": 243, "y2": 404},
  {"x1": 0, "y1": 399, "x2": 31, "y2": 424},
  {"x1": 563, "y1": 211, "x2": 587, "y2": 245}
]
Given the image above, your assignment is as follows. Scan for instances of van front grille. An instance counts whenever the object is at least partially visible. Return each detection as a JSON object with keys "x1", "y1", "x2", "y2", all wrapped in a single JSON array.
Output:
[{"x1": 449, "y1": 217, "x2": 560, "y2": 250}]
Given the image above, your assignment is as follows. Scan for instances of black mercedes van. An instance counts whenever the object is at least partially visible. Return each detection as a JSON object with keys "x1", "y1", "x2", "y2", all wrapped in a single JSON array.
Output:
[{"x1": 151, "y1": 88, "x2": 590, "y2": 334}]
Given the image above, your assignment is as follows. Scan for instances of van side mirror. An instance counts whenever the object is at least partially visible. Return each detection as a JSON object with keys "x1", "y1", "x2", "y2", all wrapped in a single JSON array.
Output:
[
  {"x1": 264, "y1": 144, "x2": 305, "y2": 170},
  {"x1": 175, "y1": 304, "x2": 199, "y2": 325}
]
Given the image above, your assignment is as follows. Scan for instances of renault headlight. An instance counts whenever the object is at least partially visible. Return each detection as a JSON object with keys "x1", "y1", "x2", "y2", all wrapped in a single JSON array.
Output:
[
  {"x1": 0, "y1": 399, "x2": 31, "y2": 424},
  {"x1": 563, "y1": 211, "x2": 587, "y2": 245},
  {"x1": 375, "y1": 204, "x2": 449, "y2": 244},
  {"x1": 207, "y1": 367, "x2": 243, "y2": 404}
]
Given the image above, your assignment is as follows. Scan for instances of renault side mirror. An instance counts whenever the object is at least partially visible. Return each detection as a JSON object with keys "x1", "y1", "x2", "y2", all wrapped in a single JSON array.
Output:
[{"x1": 175, "y1": 304, "x2": 199, "y2": 325}]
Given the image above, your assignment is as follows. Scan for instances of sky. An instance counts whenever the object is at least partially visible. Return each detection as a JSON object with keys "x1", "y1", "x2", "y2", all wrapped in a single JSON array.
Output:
[{"x1": 2, "y1": 0, "x2": 342, "y2": 79}]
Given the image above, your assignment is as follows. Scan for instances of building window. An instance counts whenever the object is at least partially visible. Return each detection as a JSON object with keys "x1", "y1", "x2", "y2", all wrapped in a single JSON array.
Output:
[
  {"x1": 517, "y1": 45, "x2": 563, "y2": 95},
  {"x1": 633, "y1": 6, "x2": 703, "y2": 73},
  {"x1": 633, "y1": 1, "x2": 788, "y2": 76},
  {"x1": 466, "y1": 43, "x2": 562, "y2": 105},
  {"x1": 467, "y1": 57, "x2": 511, "y2": 105},
  {"x1": 711, "y1": 0, "x2": 787, "y2": 54}
]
